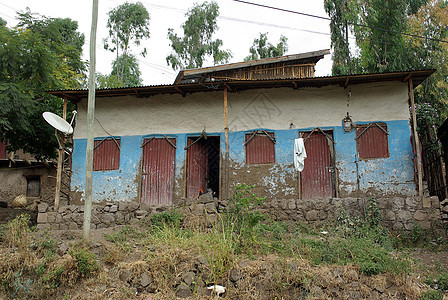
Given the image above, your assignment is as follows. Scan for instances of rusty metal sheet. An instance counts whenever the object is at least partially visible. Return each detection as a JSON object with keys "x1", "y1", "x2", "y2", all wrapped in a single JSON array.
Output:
[
  {"x1": 245, "y1": 132, "x2": 275, "y2": 164},
  {"x1": 141, "y1": 138, "x2": 176, "y2": 205},
  {"x1": 186, "y1": 137, "x2": 208, "y2": 199},
  {"x1": 357, "y1": 124, "x2": 389, "y2": 159},
  {"x1": 93, "y1": 139, "x2": 120, "y2": 171},
  {"x1": 301, "y1": 131, "x2": 334, "y2": 199},
  {"x1": 0, "y1": 140, "x2": 6, "y2": 159}
]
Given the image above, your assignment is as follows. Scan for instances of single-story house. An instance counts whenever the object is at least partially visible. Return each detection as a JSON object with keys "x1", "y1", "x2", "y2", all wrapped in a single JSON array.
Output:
[{"x1": 47, "y1": 50, "x2": 434, "y2": 209}]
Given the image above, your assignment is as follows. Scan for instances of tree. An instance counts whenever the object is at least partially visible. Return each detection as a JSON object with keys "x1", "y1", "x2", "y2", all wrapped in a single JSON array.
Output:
[
  {"x1": 96, "y1": 73, "x2": 124, "y2": 89},
  {"x1": 0, "y1": 11, "x2": 85, "y2": 159},
  {"x1": 111, "y1": 54, "x2": 142, "y2": 87},
  {"x1": 166, "y1": 1, "x2": 232, "y2": 70},
  {"x1": 407, "y1": 0, "x2": 448, "y2": 120},
  {"x1": 104, "y1": 2, "x2": 150, "y2": 85},
  {"x1": 324, "y1": 0, "x2": 431, "y2": 75},
  {"x1": 244, "y1": 33, "x2": 288, "y2": 61}
]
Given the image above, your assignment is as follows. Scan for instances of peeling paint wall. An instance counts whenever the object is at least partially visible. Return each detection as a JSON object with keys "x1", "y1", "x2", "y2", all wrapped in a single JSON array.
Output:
[{"x1": 70, "y1": 81, "x2": 416, "y2": 203}]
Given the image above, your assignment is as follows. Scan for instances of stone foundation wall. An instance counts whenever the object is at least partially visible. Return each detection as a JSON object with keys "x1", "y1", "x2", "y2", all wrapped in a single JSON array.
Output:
[
  {"x1": 260, "y1": 196, "x2": 443, "y2": 231},
  {"x1": 36, "y1": 194, "x2": 444, "y2": 232}
]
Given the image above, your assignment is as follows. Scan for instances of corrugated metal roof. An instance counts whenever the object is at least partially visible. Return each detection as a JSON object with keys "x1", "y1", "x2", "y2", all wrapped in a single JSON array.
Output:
[
  {"x1": 46, "y1": 69, "x2": 436, "y2": 103},
  {"x1": 174, "y1": 49, "x2": 330, "y2": 84}
]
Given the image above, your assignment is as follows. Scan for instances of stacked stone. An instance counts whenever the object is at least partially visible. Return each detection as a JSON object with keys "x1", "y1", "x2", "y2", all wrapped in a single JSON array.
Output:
[
  {"x1": 261, "y1": 196, "x2": 443, "y2": 232},
  {"x1": 36, "y1": 201, "x2": 156, "y2": 230},
  {"x1": 440, "y1": 198, "x2": 448, "y2": 223}
]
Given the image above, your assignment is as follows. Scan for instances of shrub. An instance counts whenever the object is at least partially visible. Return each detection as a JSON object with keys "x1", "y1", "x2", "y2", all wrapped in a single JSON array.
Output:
[
  {"x1": 3, "y1": 214, "x2": 31, "y2": 251},
  {"x1": 150, "y1": 209, "x2": 184, "y2": 228},
  {"x1": 68, "y1": 247, "x2": 99, "y2": 278}
]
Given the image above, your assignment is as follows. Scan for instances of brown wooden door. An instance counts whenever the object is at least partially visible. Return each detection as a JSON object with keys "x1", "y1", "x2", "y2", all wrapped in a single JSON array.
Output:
[
  {"x1": 301, "y1": 131, "x2": 335, "y2": 199},
  {"x1": 186, "y1": 137, "x2": 208, "y2": 199},
  {"x1": 141, "y1": 138, "x2": 176, "y2": 205}
]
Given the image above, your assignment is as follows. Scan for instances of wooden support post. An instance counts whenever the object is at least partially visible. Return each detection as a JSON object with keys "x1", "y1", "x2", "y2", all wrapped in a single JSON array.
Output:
[
  {"x1": 54, "y1": 98, "x2": 67, "y2": 213},
  {"x1": 83, "y1": 0, "x2": 99, "y2": 242},
  {"x1": 224, "y1": 87, "x2": 230, "y2": 200},
  {"x1": 409, "y1": 78, "x2": 423, "y2": 197}
]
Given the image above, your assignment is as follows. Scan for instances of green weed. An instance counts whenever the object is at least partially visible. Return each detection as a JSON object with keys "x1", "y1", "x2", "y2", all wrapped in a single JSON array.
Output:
[
  {"x1": 68, "y1": 247, "x2": 99, "y2": 278},
  {"x1": 150, "y1": 209, "x2": 184, "y2": 228}
]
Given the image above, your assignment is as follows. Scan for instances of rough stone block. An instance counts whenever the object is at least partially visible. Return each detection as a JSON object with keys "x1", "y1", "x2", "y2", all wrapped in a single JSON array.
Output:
[
  {"x1": 141, "y1": 272, "x2": 153, "y2": 287},
  {"x1": 47, "y1": 212, "x2": 56, "y2": 223},
  {"x1": 139, "y1": 202, "x2": 150, "y2": 211},
  {"x1": 384, "y1": 210, "x2": 396, "y2": 222},
  {"x1": 182, "y1": 271, "x2": 195, "y2": 286},
  {"x1": 199, "y1": 193, "x2": 214, "y2": 204},
  {"x1": 109, "y1": 204, "x2": 118, "y2": 213},
  {"x1": 430, "y1": 196, "x2": 439, "y2": 208},
  {"x1": 118, "y1": 201, "x2": 128, "y2": 211},
  {"x1": 68, "y1": 222, "x2": 78, "y2": 230},
  {"x1": 288, "y1": 199, "x2": 296, "y2": 210},
  {"x1": 128, "y1": 201, "x2": 139, "y2": 212},
  {"x1": 104, "y1": 206, "x2": 110, "y2": 212},
  {"x1": 38, "y1": 202, "x2": 48, "y2": 213},
  {"x1": 36, "y1": 223, "x2": 50, "y2": 230},
  {"x1": 392, "y1": 197, "x2": 405, "y2": 210},
  {"x1": 405, "y1": 197, "x2": 418, "y2": 208},
  {"x1": 193, "y1": 204, "x2": 205, "y2": 215},
  {"x1": 58, "y1": 206, "x2": 66, "y2": 214},
  {"x1": 305, "y1": 210, "x2": 319, "y2": 221},
  {"x1": 413, "y1": 211, "x2": 427, "y2": 221},
  {"x1": 101, "y1": 213, "x2": 115, "y2": 225},
  {"x1": 115, "y1": 211, "x2": 124, "y2": 223},
  {"x1": 135, "y1": 210, "x2": 148, "y2": 219},
  {"x1": 68, "y1": 205, "x2": 78, "y2": 212},
  {"x1": 205, "y1": 202, "x2": 216, "y2": 214},
  {"x1": 422, "y1": 197, "x2": 432, "y2": 208},
  {"x1": 176, "y1": 283, "x2": 191, "y2": 298},
  {"x1": 396, "y1": 210, "x2": 411, "y2": 221},
  {"x1": 37, "y1": 213, "x2": 48, "y2": 223},
  {"x1": 419, "y1": 221, "x2": 431, "y2": 230}
]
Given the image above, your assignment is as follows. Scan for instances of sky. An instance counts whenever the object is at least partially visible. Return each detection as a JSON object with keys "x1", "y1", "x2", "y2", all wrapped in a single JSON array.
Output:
[{"x1": 1, "y1": 0, "x2": 333, "y2": 85}]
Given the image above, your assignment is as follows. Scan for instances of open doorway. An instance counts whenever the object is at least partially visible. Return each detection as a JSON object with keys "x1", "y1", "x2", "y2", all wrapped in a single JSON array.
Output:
[{"x1": 186, "y1": 136, "x2": 220, "y2": 199}]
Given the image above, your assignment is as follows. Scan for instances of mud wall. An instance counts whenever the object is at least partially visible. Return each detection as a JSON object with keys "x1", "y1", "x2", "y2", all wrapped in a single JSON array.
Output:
[
  {"x1": 0, "y1": 166, "x2": 56, "y2": 206},
  {"x1": 70, "y1": 81, "x2": 415, "y2": 203}
]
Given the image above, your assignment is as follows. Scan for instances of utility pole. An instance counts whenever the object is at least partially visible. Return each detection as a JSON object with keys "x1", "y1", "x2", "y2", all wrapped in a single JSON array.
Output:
[{"x1": 83, "y1": 0, "x2": 99, "y2": 241}]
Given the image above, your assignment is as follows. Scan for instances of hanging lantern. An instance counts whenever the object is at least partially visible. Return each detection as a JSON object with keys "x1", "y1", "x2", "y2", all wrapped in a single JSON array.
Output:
[{"x1": 343, "y1": 112, "x2": 353, "y2": 132}]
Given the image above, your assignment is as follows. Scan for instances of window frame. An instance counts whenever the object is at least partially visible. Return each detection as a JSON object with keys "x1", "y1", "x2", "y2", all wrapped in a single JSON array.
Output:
[
  {"x1": 355, "y1": 122, "x2": 389, "y2": 160},
  {"x1": 244, "y1": 130, "x2": 276, "y2": 165},
  {"x1": 93, "y1": 137, "x2": 121, "y2": 171}
]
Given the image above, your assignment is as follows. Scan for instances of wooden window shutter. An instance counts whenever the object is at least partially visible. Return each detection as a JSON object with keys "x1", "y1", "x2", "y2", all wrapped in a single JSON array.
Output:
[
  {"x1": 245, "y1": 131, "x2": 275, "y2": 164},
  {"x1": 356, "y1": 123, "x2": 389, "y2": 159},
  {"x1": 93, "y1": 138, "x2": 121, "y2": 171}
]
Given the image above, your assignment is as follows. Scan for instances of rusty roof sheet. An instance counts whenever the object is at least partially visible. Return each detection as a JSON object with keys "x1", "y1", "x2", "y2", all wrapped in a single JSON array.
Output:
[{"x1": 46, "y1": 69, "x2": 436, "y2": 103}]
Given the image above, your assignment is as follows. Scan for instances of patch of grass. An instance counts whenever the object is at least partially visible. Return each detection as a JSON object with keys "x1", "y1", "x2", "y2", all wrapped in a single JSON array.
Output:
[
  {"x1": 424, "y1": 270, "x2": 448, "y2": 291},
  {"x1": 420, "y1": 289, "x2": 443, "y2": 300},
  {"x1": 3, "y1": 214, "x2": 31, "y2": 251},
  {"x1": 150, "y1": 209, "x2": 184, "y2": 228},
  {"x1": 68, "y1": 247, "x2": 99, "y2": 278}
]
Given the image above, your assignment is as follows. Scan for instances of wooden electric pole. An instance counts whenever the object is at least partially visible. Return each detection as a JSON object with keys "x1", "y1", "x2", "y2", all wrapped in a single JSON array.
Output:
[{"x1": 83, "y1": 0, "x2": 99, "y2": 241}]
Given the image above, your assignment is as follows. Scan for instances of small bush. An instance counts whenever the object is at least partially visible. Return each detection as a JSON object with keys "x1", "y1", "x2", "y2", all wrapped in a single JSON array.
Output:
[
  {"x1": 425, "y1": 271, "x2": 448, "y2": 291},
  {"x1": 150, "y1": 209, "x2": 184, "y2": 228},
  {"x1": 68, "y1": 247, "x2": 99, "y2": 278},
  {"x1": 3, "y1": 214, "x2": 31, "y2": 251}
]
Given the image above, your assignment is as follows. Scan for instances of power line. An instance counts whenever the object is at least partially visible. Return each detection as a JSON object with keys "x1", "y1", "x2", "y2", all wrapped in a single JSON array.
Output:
[{"x1": 231, "y1": 0, "x2": 448, "y2": 44}]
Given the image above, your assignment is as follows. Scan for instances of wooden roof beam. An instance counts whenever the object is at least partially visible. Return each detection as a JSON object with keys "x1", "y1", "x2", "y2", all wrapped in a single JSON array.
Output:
[
  {"x1": 174, "y1": 85, "x2": 186, "y2": 97},
  {"x1": 402, "y1": 72, "x2": 412, "y2": 83},
  {"x1": 224, "y1": 83, "x2": 233, "y2": 92}
]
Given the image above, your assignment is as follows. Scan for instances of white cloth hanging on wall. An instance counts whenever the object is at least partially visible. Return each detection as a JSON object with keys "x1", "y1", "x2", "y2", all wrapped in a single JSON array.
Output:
[{"x1": 294, "y1": 138, "x2": 307, "y2": 172}]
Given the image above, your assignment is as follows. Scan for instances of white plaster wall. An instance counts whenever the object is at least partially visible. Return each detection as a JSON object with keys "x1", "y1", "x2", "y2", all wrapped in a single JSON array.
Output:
[{"x1": 74, "y1": 81, "x2": 409, "y2": 139}]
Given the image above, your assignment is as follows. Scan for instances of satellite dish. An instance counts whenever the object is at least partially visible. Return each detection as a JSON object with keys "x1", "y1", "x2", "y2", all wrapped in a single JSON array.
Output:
[{"x1": 42, "y1": 112, "x2": 73, "y2": 134}]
